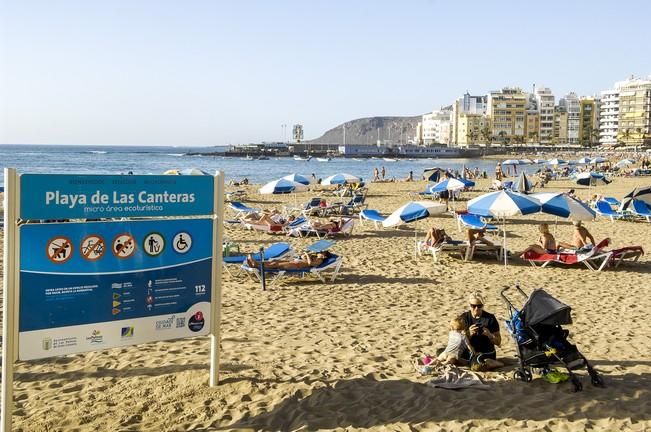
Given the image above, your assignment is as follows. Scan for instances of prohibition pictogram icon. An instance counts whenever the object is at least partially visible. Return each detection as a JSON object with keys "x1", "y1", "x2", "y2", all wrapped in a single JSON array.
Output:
[
  {"x1": 112, "y1": 233, "x2": 136, "y2": 259},
  {"x1": 46, "y1": 236, "x2": 73, "y2": 264},
  {"x1": 80, "y1": 234, "x2": 106, "y2": 261}
]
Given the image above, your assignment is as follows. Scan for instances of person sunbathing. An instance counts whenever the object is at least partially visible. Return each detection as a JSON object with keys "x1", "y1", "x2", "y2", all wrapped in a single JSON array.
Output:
[
  {"x1": 424, "y1": 227, "x2": 452, "y2": 246},
  {"x1": 245, "y1": 251, "x2": 330, "y2": 270},
  {"x1": 466, "y1": 228, "x2": 494, "y2": 246},
  {"x1": 521, "y1": 223, "x2": 573, "y2": 255},
  {"x1": 310, "y1": 218, "x2": 342, "y2": 231},
  {"x1": 568, "y1": 221, "x2": 596, "y2": 249},
  {"x1": 242, "y1": 209, "x2": 289, "y2": 226}
]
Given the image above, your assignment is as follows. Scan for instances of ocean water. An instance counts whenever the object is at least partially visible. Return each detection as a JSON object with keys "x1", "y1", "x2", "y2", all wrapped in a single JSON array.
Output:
[{"x1": 0, "y1": 144, "x2": 525, "y2": 186}]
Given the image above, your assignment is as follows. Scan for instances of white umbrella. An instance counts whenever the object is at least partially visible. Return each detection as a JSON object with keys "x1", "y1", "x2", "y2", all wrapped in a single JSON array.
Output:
[
  {"x1": 382, "y1": 201, "x2": 447, "y2": 256},
  {"x1": 259, "y1": 178, "x2": 308, "y2": 194},
  {"x1": 615, "y1": 159, "x2": 635, "y2": 168},
  {"x1": 322, "y1": 173, "x2": 362, "y2": 185}
]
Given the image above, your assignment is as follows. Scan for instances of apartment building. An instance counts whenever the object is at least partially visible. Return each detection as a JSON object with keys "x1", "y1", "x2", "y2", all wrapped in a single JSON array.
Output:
[
  {"x1": 616, "y1": 76, "x2": 651, "y2": 146},
  {"x1": 451, "y1": 92, "x2": 487, "y2": 145},
  {"x1": 456, "y1": 113, "x2": 487, "y2": 147},
  {"x1": 559, "y1": 92, "x2": 580, "y2": 145},
  {"x1": 486, "y1": 88, "x2": 527, "y2": 144},
  {"x1": 552, "y1": 105, "x2": 568, "y2": 145},
  {"x1": 421, "y1": 109, "x2": 452, "y2": 145},
  {"x1": 599, "y1": 89, "x2": 619, "y2": 145},
  {"x1": 579, "y1": 98, "x2": 600, "y2": 146},
  {"x1": 535, "y1": 86, "x2": 555, "y2": 144}
]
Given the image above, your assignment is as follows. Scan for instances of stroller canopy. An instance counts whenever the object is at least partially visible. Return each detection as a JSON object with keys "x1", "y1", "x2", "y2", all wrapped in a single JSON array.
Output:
[{"x1": 523, "y1": 289, "x2": 572, "y2": 326}]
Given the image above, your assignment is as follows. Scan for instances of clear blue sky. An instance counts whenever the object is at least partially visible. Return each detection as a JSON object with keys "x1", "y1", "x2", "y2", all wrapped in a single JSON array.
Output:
[{"x1": 1, "y1": 0, "x2": 650, "y2": 146}]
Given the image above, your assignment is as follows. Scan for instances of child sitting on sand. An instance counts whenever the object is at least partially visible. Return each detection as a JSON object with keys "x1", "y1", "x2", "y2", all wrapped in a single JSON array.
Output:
[{"x1": 415, "y1": 316, "x2": 475, "y2": 374}]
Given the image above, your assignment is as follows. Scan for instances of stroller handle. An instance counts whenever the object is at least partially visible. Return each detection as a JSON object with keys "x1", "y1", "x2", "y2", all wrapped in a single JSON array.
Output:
[{"x1": 501, "y1": 283, "x2": 529, "y2": 309}]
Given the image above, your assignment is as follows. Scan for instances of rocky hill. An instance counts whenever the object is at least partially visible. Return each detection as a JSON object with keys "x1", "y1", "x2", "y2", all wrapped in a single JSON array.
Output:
[{"x1": 306, "y1": 115, "x2": 423, "y2": 145}]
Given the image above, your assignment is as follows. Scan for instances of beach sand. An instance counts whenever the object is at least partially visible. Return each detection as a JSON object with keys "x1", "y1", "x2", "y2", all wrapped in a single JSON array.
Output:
[{"x1": 2, "y1": 176, "x2": 651, "y2": 431}]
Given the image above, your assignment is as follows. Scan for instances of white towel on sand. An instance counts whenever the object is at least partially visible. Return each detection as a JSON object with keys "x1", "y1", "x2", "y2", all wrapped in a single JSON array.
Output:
[{"x1": 427, "y1": 366, "x2": 490, "y2": 390}]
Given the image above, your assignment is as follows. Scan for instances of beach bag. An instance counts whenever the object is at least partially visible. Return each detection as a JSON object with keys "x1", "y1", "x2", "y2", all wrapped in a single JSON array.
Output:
[{"x1": 222, "y1": 242, "x2": 240, "y2": 257}]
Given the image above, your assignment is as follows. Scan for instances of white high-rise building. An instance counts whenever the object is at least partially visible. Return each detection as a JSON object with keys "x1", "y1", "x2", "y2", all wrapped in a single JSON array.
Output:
[
  {"x1": 559, "y1": 92, "x2": 580, "y2": 145},
  {"x1": 599, "y1": 89, "x2": 619, "y2": 145},
  {"x1": 451, "y1": 92, "x2": 487, "y2": 145},
  {"x1": 535, "y1": 86, "x2": 555, "y2": 144},
  {"x1": 421, "y1": 109, "x2": 452, "y2": 145}
]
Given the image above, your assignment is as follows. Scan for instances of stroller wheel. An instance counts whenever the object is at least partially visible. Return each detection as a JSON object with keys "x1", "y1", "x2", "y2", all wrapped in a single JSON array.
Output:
[
  {"x1": 590, "y1": 373, "x2": 605, "y2": 388},
  {"x1": 570, "y1": 375, "x2": 583, "y2": 392},
  {"x1": 513, "y1": 369, "x2": 530, "y2": 382},
  {"x1": 524, "y1": 369, "x2": 533, "y2": 382}
]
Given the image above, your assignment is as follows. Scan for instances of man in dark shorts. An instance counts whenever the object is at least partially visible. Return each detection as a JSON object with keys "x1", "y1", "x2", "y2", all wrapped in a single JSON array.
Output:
[{"x1": 460, "y1": 291, "x2": 504, "y2": 370}]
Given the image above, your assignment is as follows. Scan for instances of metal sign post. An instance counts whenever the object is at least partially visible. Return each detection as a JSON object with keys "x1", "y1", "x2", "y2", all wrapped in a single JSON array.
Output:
[{"x1": 259, "y1": 247, "x2": 266, "y2": 291}]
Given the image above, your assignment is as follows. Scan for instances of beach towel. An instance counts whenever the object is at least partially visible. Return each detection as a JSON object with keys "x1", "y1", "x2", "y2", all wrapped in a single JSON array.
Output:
[{"x1": 427, "y1": 366, "x2": 490, "y2": 390}]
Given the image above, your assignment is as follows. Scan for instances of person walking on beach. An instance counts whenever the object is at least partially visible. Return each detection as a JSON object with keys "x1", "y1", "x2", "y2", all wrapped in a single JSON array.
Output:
[
  {"x1": 381, "y1": 166, "x2": 386, "y2": 180},
  {"x1": 373, "y1": 167, "x2": 379, "y2": 181}
]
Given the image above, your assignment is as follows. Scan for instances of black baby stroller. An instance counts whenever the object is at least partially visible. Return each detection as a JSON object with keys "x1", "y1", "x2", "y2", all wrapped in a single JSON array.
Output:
[{"x1": 501, "y1": 284, "x2": 604, "y2": 392}]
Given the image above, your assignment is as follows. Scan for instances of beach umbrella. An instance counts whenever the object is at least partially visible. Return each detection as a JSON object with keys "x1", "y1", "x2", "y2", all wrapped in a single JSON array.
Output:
[
  {"x1": 576, "y1": 157, "x2": 592, "y2": 165},
  {"x1": 502, "y1": 159, "x2": 525, "y2": 174},
  {"x1": 322, "y1": 173, "x2": 362, "y2": 185},
  {"x1": 532, "y1": 192, "x2": 596, "y2": 221},
  {"x1": 511, "y1": 171, "x2": 533, "y2": 194},
  {"x1": 428, "y1": 177, "x2": 475, "y2": 193},
  {"x1": 468, "y1": 190, "x2": 541, "y2": 265},
  {"x1": 423, "y1": 167, "x2": 444, "y2": 182},
  {"x1": 591, "y1": 156, "x2": 608, "y2": 164},
  {"x1": 179, "y1": 168, "x2": 211, "y2": 176},
  {"x1": 533, "y1": 159, "x2": 546, "y2": 164},
  {"x1": 520, "y1": 159, "x2": 534, "y2": 165},
  {"x1": 619, "y1": 185, "x2": 651, "y2": 211},
  {"x1": 282, "y1": 173, "x2": 312, "y2": 185},
  {"x1": 259, "y1": 178, "x2": 308, "y2": 194},
  {"x1": 574, "y1": 172, "x2": 610, "y2": 187},
  {"x1": 547, "y1": 158, "x2": 567, "y2": 166},
  {"x1": 382, "y1": 200, "x2": 447, "y2": 256},
  {"x1": 615, "y1": 159, "x2": 635, "y2": 168}
]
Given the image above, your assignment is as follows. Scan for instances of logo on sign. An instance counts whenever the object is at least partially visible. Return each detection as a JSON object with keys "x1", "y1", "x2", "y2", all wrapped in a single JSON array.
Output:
[
  {"x1": 112, "y1": 233, "x2": 136, "y2": 259},
  {"x1": 172, "y1": 232, "x2": 192, "y2": 254},
  {"x1": 42, "y1": 338, "x2": 52, "y2": 351},
  {"x1": 46, "y1": 236, "x2": 73, "y2": 264},
  {"x1": 142, "y1": 232, "x2": 165, "y2": 257},
  {"x1": 86, "y1": 330, "x2": 104, "y2": 344},
  {"x1": 121, "y1": 327, "x2": 134, "y2": 338},
  {"x1": 188, "y1": 311, "x2": 205, "y2": 332},
  {"x1": 80, "y1": 234, "x2": 106, "y2": 261},
  {"x1": 155, "y1": 315, "x2": 175, "y2": 330}
]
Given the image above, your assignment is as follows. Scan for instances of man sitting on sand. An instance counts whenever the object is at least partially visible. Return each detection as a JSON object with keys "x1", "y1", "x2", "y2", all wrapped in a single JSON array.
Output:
[{"x1": 245, "y1": 251, "x2": 330, "y2": 270}]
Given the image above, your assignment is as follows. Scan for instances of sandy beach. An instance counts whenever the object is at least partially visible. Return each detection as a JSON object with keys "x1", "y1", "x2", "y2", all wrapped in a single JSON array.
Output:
[{"x1": 2, "y1": 174, "x2": 651, "y2": 431}]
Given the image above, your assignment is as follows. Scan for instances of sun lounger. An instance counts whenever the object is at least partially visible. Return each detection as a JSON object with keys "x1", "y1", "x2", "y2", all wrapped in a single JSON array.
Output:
[
  {"x1": 359, "y1": 209, "x2": 386, "y2": 229},
  {"x1": 223, "y1": 242, "x2": 291, "y2": 275},
  {"x1": 467, "y1": 242, "x2": 504, "y2": 261},
  {"x1": 520, "y1": 239, "x2": 613, "y2": 272},
  {"x1": 594, "y1": 200, "x2": 626, "y2": 222},
  {"x1": 603, "y1": 196, "x2": 620, "y2": 207},
  {"x1": 287, "y1": 217, "x2": 355, "y2": 239},
  {"x1": 228, "y1": 201, "x2": 260, "y2": 218},
  {"x1": 300, "y1": 197, "x2": 326, "y2": 217},
  {"x1": 607, "y1": 246, "x2": 644, "y2": 268},
  {"x1": 631, "y1": 200, "x2": 651, "y2": 222},
  {"x1": 418, "y1": 240, "x2": 470, "y2": 263},
  {"x1": 241, "y1": 241, "x2": 343, "y2": 286},
  {"x1": 457, "y1": 213, "x2": 500, "y2": 234}
]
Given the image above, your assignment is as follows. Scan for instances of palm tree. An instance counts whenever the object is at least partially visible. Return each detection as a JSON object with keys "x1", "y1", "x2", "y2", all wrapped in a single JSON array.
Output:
[
  {"x1": 528, "y1": 131, "x2": 539, "y2": 144},
  {"x1": 590, "y1": 128, "x2": 601, "y2": 147},
  {"x1": 481, "y1": 126, "x2": 493, "y2": 146},
  {"x1": 619, "y1": 128, "x2": 632, "y2": 145},
  {"x1": 497, "y1": 131, "x2": 507, "y2": 145}
]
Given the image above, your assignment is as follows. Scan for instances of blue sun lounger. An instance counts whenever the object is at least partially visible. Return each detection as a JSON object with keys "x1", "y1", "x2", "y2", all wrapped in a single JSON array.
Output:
[
  {"x1": 359, "y1": 209, "x2": 386, "y2": 229},
  {"x1": 223, "y1": 242, "x2": 291, "y2": 275},
  {"x1": 228, "y1": 201, "x2": 260, "y2": 218},
  {"x1": 457, "y1": 213, "x2": 500, "y2": 233},
  {"x1": 595, "y1": 200, "x2": 626, "y2": 222},
  {"x1": 241, "y1": 240, "x2": 342, "y2": 286},
  {"x1": 631, "y1": 200, "x2": 651, "y2": 222}
]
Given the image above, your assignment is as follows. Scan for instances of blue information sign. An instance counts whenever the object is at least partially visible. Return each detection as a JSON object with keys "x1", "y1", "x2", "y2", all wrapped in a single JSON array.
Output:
[
  {"x1": 18, "y1": 218, "x2": 214, "y2": 360},
  {"x1": 20, "y1": 174, "x2": 214, "y2": 220}
]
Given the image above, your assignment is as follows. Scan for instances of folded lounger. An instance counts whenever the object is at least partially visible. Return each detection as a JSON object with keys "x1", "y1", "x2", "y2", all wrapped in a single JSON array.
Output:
[
  {"x1": 631, "y1": 199, "x2": 651, "y2": 222},
  {"x1": 521, "y1": 239, "x2": 612, "y2": 272},
  {"x1": 359, "y1": 209, "x2": 386, "y2": 229},
  {"x1": 595, "y1": 200, "x2": 626, "y2": 222}
]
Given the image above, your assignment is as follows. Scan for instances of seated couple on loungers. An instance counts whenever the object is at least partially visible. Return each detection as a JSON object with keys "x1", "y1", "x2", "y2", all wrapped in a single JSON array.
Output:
[
  {"x1": 424, "y1": 227, "x2": 493, "y2": 247},
  {"x1": 310, "y1": 217, "x2": 345, "y2": 232},
  {"x1": 246, "y1": 251, "x2": 331, "y2": 270},
  {"x1": 521, "y1": 222, "x2": 596, "y2": 255}
]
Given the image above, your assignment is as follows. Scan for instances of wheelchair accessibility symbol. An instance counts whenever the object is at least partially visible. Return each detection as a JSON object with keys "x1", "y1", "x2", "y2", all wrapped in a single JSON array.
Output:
[{"x1": 172, "y1": 232, "x2": 192, "y2": 254}]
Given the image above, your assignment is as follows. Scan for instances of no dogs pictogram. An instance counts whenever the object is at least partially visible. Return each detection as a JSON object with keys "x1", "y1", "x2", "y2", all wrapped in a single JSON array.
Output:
[
  {"x1": 112, "y1": 233, "x2": 136, "y2": 259},
  {"x1": 80, "y1": 234, "x2": 106, "y2": 261},
  {"x1": 46, "y1": 236, "x2": 73, "y2": 263}
]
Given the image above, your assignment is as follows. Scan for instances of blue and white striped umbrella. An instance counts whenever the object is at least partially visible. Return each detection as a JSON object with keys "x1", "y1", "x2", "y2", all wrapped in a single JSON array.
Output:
[
  {"x1": 282, "y1": 173, "x2": 312, "y2": 185},
  {"x1": 503, "y1": 159, "x2": 526, "y2": 166},
  {"x1": 259, "y1": 178, "x2": 308, "y2": 194},
  {"x1": 591, "y1": 156, "x2": 608, "y2": 164},
  {"x1": 547, "y1": 158, "x2": 567, "y2": 166},
  {"x1": 511, "y1": 171, "x2": 533, "y2": 194},
  {"x1": 467, "y1": 190, "x2": 541, "y2": 218},
  {"x1": 468, "y1": 190, "x2": 541, "y2": 265},
  {"x1": 619, "y1": 186, "x2": 651, "y2": 211},
  {"x1": 576, "y1": 157, "x2": 592, "y2": 165},
  {"x1": 382, "y1": 201, "x2": 447, "y2": 228},
  {"x1": 322, "y1": 173, "x2": 362, "y2": 185},
  {"x1": 428, "y1": 177, "x2": 475, "y2": 193},
  {"x1": 533, "y1": 159, "x2": 546, "y2": 164},
  {"x1": 531, "y1": 192, "x2": 595, "y2": 221},
  {"x1": 574, "y1": 172, "x2": 610, "y2": 187}
]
